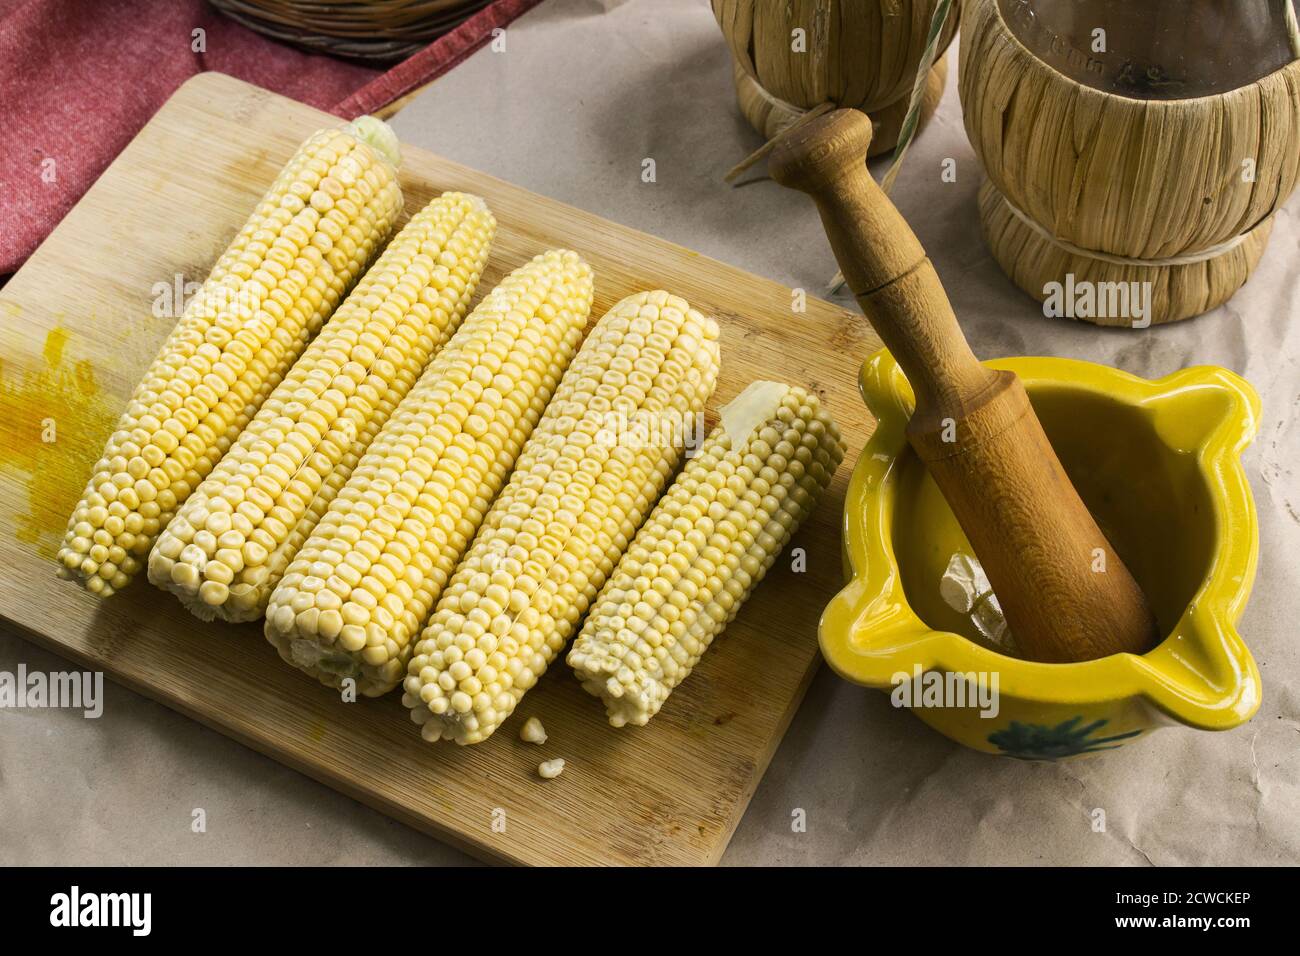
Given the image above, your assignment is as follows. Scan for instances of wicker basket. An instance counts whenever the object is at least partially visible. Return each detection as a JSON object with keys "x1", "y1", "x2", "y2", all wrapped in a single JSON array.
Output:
[
  {"x1": 207, "y1": 0, "x2": 492, "y2": 62},
  {"x1": 730, "y1": 54, "x2": 948, "y2": 157},
  {"x1": 713, "y1": 0, "x2": 958, "y2": 154},
  {"x1": 961, "y1": 0, "x2": 1300, "y2": 325}
]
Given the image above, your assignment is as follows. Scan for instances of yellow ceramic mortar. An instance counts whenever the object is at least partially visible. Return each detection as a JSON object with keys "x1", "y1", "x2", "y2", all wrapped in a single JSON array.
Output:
[{"x1": 819, "y1": 349, "x2": 1261, "y2": 759}]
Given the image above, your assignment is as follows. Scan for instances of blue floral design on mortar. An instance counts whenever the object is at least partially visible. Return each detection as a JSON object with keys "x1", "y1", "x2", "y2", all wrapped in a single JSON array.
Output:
[{"x1": 988, "y1": 716, "x2": 1142, "y2": 760}]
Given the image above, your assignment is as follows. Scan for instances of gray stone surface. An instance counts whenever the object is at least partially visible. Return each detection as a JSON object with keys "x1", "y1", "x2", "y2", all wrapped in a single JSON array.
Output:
[{"x1": 3, "y1": 0, "x2": 1296, "y2": 865}]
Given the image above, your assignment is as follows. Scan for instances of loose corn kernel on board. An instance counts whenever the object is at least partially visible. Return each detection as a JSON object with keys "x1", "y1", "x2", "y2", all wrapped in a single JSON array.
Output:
[{"x1": 0, "y1": 73, "x2": 878, "y2": 866}]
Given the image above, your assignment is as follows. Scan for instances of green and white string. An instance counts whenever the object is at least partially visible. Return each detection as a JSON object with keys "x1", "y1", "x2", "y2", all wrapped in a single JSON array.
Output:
[
  {"x1": 880, "y1": 0, "x2": 956, "y2": 195},
  {"x1": 830, "y1": 0, "x2": 955, "y2": 293}
]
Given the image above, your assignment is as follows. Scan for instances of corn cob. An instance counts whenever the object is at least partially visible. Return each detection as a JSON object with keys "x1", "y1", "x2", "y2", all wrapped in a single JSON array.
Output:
[
  {"x1": 56, "y1": 117, "x2": 404, "y2": 596},
  {"x1": 568, "y1": 381, "x2": 845, "y2": 727},
  {"x1": 403, "y1": 290, "x2": 721, "y2": 744},
  {"x1": 147, "y1": 193, "x2": 496, "y2": 622},
  {"x1": 265, "y1": 250, "x2": 593, "y2": 695}
]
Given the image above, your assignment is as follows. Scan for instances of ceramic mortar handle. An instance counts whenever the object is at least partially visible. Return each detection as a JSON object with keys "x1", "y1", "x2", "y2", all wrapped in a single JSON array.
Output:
[{"x1": 769, "y1": 108, "x2": 1157, "y2": 663}]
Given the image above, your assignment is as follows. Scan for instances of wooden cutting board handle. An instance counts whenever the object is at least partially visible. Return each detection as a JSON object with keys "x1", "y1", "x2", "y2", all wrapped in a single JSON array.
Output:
[{"x1": 770, "y1": 109, "x2": 1156, "y2": 662}]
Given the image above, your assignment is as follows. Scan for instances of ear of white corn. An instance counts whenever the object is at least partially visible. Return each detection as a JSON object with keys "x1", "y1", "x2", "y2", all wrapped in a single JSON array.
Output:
[
  {"x1": 148, "y1": 193, "x2": 497, "y2": 621},
  {"x1": 56, "y1": 118, "x2": 404, "y2": 596},
  {"x1": 567, "y1": 381, "x2": 845, "y2": 727},
  {"x1": 264, "y1": 250, "x2": 594, "y2": 696},
  {"x1": 403, "y1": 291, "x2": 721, "y2": 744}
]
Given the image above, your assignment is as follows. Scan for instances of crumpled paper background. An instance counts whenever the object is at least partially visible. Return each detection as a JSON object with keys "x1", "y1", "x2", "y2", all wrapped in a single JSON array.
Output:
[{"x1": 2, "y1": 0, "x2": 1295, "y2": 865}]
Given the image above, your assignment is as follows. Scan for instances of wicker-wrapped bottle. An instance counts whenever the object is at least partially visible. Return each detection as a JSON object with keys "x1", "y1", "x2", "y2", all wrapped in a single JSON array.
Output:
[
  {"x1": 713, "y1": 0, "x2": 958, "y2": 156},
  {"x1": 960, "y1": 0, "x2": 1300, "y2": 325}
]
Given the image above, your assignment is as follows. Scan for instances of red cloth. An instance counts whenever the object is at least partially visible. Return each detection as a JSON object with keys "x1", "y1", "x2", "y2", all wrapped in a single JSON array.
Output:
[{"x1": 0, "y1": 0, "x2": 545, "y2": 276}]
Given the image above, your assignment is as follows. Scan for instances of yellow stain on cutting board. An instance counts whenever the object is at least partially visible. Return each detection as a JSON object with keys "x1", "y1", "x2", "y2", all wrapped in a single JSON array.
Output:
[{"x1": 0, "y1": 324, "x2": 117, "y2": 557}]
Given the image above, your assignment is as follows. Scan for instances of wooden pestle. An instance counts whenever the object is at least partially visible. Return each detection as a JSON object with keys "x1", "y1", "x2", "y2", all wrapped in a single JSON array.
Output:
[{"x1": 770, "y1": 109, "x2": 1156, "y2": 662}]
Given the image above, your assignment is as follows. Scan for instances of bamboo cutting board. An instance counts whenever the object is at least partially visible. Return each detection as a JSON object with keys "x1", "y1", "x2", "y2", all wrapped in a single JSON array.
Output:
[{"x1": 0, "y1": 73, "x2": 878, "y2": 866}]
